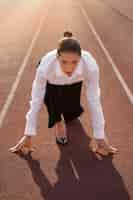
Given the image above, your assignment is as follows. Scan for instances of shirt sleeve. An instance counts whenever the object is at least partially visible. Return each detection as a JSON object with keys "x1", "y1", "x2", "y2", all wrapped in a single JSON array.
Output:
[
  {"x1": 85, "y1": 54, "x2": 105, "y2": 139},
  {"x1": 24, "y1": 59, "x2": 47, "y2": 136}
]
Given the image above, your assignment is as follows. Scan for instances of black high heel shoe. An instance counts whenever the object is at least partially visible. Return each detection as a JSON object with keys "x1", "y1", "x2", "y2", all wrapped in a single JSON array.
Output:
[{"x1": 56, "y1": 135, "x2": 68, "y2": 145}]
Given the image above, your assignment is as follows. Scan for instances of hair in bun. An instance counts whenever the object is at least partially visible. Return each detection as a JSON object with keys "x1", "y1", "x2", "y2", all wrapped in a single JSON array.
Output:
[
  {"x1": 57, "y1": 31, "x2": 81, "y2": 56},
  {"x1": 63, "y1": 31, "x2": 73, "y2": 38}
]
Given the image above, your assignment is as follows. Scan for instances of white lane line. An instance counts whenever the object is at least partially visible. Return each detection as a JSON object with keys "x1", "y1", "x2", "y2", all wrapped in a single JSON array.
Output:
[
  {"x1": 70, "y1": 159, "x2": 80, "y2": 181},
  {"x1": 0, "y1": 5, "x2": 50, "y2": 128},
  {"x1": 79, "y1": 5, "x2": 133, "y2": 105}
]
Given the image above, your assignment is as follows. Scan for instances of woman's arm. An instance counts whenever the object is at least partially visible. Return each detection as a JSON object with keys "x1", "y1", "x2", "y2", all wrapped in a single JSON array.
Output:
[
  {"x1": 9, "y1": 55, "x2": 51, "y2": 153},
  {"x1": 84, "y1": 54, "x2": 105, "y2": 139},
  {"x1": 24, "y1": 60, "x2": 47, "y2": 136}
]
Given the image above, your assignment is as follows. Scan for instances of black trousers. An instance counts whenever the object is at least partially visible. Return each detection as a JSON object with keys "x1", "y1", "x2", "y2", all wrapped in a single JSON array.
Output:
[{"x1": 43, "y1": 80, "x2": 84, "y2": 128}]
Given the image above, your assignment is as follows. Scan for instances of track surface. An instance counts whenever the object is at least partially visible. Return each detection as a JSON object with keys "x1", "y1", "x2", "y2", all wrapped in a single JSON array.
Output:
[{"x1": 0, "y1": 0, "x2": 133, "y2": 199}]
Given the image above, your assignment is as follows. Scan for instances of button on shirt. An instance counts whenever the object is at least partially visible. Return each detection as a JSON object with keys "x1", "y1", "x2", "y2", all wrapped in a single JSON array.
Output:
[{"x1": 24, "y1": 49, "x2": 105, "y2": 139}]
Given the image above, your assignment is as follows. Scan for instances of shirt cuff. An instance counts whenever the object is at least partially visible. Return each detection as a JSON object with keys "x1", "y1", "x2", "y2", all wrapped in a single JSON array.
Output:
[
  {"x1": 93, "y1": 127, "x2": 105, "y2": 139},
  {"x1": 24, "y1": 123, "x2": 37, "y2": 136}
]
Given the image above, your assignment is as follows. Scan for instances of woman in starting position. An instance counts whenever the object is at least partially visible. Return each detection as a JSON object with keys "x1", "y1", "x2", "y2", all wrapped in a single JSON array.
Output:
[{"x1": 9, "y1": 31, "x2": 118, "y2": 156}]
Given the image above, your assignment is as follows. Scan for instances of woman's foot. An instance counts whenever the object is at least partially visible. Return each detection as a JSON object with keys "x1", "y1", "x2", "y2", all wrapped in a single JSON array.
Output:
[
  {"x1": 90, "y1": 138, "x2": 118, "y2": 156},
  {"x1": 55, "y1": 120, "x2": 68, "y2": 145},
  {"x1": 9, "y1": 135, "x2": 36, "y2": 153}
]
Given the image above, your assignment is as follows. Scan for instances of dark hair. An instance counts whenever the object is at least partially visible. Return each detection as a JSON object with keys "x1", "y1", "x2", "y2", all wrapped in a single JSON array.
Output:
[{"x1": 57, "y1": 31, "x2": 81, "y2": 56}]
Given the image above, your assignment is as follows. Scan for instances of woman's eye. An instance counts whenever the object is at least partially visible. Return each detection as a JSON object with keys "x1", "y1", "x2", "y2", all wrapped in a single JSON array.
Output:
[
  {"x1": 72, "y1": 61, "x2": 78, "y2": 64},
  {"x1": 62, "y1": 60, "x2": 67, "y2": 64}
]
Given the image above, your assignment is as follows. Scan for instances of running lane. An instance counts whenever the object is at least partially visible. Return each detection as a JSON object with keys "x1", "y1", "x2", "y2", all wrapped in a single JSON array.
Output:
[
  {"x1": 0, "y1": 0, "x2": 51, "y2": 111},
  {"x1": 80, "y1": 0, "x2": 133, "y2": 93}
]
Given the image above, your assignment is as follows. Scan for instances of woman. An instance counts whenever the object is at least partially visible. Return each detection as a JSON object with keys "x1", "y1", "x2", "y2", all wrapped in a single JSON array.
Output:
[{"x1": 9, "y1": 31, "x2": 118, "y2": 156}]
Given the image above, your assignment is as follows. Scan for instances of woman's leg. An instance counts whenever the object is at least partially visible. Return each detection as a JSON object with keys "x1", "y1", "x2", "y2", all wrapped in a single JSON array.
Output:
[
  {"x1": 55, "y1": 116, "x2": 67, "y2": 135},
  {"x1": 54, "y1": 116, "x2": 68, "y2": 144}
]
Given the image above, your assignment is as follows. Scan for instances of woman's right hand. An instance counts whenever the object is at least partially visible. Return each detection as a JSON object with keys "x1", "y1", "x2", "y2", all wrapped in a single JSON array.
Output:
[{"x1": 9, "y1": 135, "x2": 36, "y2": 153}]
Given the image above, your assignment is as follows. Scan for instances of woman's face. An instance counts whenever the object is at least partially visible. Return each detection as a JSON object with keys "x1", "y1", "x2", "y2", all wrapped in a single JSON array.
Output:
[{"x1": 57, "y1": 52, "x2": 81, "y2": 76}]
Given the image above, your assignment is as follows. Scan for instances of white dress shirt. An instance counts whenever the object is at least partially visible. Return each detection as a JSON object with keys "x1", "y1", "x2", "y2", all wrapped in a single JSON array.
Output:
[{"x1": 24, "y1": 49, "x2": 105, "y2": 139}]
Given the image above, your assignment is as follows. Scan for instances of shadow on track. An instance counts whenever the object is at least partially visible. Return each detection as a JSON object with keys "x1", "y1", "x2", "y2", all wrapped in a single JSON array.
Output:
[{"x1": 16, "y1": 118, "x2": 130, "y2": 200}]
